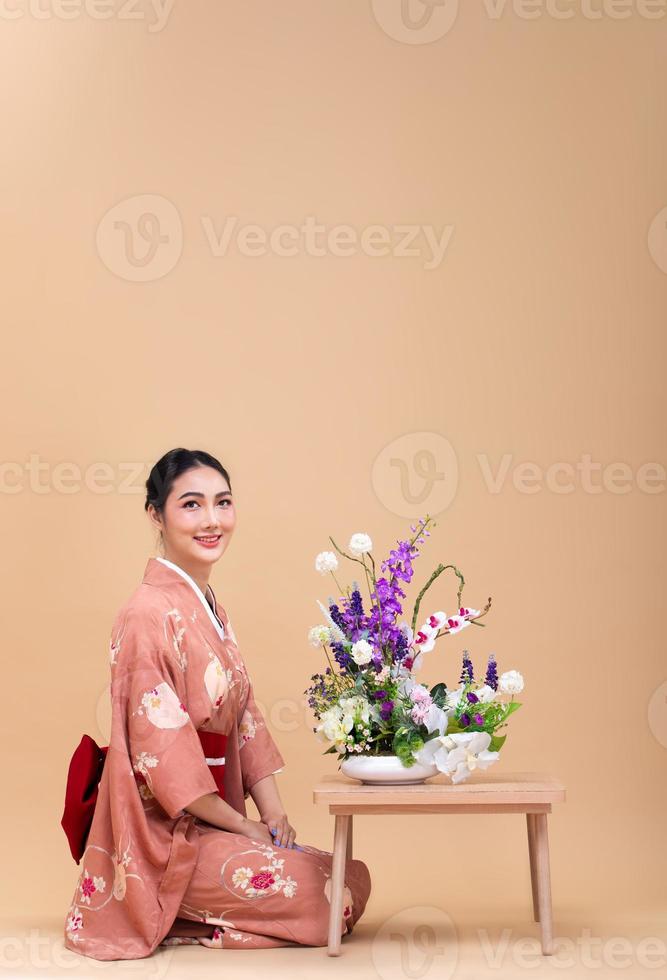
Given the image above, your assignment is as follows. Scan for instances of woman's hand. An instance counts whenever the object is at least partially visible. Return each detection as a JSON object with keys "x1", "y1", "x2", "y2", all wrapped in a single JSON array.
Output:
[
  {"x1": 261, "y1": 811, "x2": 297, "y2": 849},
  {"x1": 240, "y1": 817, "x2": 275, "y2": 846}
]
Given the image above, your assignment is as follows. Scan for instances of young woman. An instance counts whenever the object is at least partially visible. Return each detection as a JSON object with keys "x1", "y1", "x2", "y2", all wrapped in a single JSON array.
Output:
[{"x1": 63, "y1": 448, "x2": 371, "y2": 958}]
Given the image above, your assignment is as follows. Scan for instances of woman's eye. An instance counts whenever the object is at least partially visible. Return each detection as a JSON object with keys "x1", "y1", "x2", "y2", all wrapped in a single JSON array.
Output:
[{"x1": 183, "y1": 499, "x2": 231, "y2": 508}]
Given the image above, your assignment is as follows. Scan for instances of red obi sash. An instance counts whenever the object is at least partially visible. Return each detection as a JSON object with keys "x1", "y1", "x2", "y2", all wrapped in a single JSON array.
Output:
[{"x1": 61, "y1": 730, "x2": 228, "y2": 864}]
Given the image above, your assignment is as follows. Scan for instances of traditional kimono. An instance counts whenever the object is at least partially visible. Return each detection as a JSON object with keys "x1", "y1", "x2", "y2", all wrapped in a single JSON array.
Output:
[{"x1": 63, "y1": 556, "x2": 371, "y2": 959}]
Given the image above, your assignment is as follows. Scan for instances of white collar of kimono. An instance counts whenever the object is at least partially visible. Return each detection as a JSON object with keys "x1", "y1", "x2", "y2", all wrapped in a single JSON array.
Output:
[{"x1": 155, "y1": 556, "x2": 226, "y2": 641}]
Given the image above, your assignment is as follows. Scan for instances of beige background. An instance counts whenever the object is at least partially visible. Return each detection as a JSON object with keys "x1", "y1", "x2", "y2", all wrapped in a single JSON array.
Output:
[{"x1": 1, "y1": 2, "x2": 666, "y2": 976}]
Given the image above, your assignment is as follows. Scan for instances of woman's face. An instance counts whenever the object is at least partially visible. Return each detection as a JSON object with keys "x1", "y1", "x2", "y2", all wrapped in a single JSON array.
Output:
[{"x1": 148, "y1": 465, "x2": 236, "y2": 571}]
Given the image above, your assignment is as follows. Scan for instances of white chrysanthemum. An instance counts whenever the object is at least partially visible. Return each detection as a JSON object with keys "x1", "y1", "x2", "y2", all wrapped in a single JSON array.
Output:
[
  {"x1": 308, "y1": 625, "x2": 331, "y2": 648},
  {"x1": 315, "y1": 551, "x2": 339, "y2": 574},
  {"x1": 349, "y1": 532, "x2": 373, "y2": 556},
  {"x1": 499, "y1": 670, "x2": 524, "y2": 694},
  {"x1": 350, "y1": 639, "x2": 373, "y2": 665}
]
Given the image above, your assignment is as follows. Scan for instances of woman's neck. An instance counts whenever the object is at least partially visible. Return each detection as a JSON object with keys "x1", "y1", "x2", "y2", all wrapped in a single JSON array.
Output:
[{"x1": 161, "y1": 553, "x2": 210, "y2": 597}]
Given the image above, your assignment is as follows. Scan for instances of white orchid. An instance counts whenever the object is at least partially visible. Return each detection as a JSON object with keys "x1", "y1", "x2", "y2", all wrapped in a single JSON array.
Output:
[
  {"x1": 422, "y1": 701, "x2": 449, "y2": 735},
  {"x1": 444, "y1": 684, "x2": 465, "y2": 710},
  {"x1": 443, "y1": 615, "x2": 470, "y2": 635},
  {"x1": 350, "y1": 639, "x2": 373, "y2": 666},
  {"x1": 349, "y1": 532, "x2": 373, "y2": 556},
  {"x1": 499, "y1": 670, "x2": 524, "y2": 694},
  {"x1": 315, "y1": 551, "x2": 339, "y2": 574},
  {"x1": 416, "y1": 731, "x2": 499, "y2": 783},
  {"x1": 475, "y1": 684, "x2": 496, "y2": 703},
  {"x1": 423, "y1": 610, "x2": 448, "y2": 630},
  {"x1": 413, "y1": 623, "x2": 438, "y2": 653}
]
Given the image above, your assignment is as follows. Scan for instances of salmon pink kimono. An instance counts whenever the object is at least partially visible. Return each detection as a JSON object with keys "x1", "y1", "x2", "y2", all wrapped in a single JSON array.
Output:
[{"x1": 63, "y1": 557, "x2": 371, "y2": 959}]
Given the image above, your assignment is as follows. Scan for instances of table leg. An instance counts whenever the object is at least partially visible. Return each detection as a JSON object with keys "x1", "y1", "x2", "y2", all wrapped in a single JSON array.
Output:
[
  {"x1": 526, "y1": 814, "x2": 539, "y2": 922},
  {"x1": 533, "y1": 813, "x2": 554, "y2": 955},
  {"x1": 327, "y1": 814, "x2": 350, "y2": 956},
  {"x1": 345, "y1": 817, "x2": 354, "y2": 934}
]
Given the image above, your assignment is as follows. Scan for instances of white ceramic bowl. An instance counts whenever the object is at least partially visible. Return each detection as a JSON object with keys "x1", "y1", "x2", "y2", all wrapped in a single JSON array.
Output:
[{"x1": 341, "y1": 754, "x2": 438, "y2": 785}]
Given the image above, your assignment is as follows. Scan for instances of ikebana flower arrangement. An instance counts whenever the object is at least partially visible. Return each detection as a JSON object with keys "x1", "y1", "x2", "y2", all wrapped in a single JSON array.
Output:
[{"x1": 304, "y1": 515, "x2": 524, "y2": 785}]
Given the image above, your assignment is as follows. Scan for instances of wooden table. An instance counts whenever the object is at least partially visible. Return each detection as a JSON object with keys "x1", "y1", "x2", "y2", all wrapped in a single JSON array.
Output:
[{"x1": 313, "y1": 771, "x2": 565, "y2": 956}]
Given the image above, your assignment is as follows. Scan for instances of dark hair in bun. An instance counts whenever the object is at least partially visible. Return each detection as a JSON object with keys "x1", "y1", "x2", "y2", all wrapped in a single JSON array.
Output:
[{"x1": 145, "y1": 448, "x2": 232, "y2": 514}]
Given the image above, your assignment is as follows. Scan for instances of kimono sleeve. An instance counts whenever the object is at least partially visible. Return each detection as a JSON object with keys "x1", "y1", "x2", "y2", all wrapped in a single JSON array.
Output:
[
  {"x1": 238, "y1": 678, "x2": 286, "y2": 799},
  {"x1": 114, "y1": 617, "x2": 219, "y2": 820}
]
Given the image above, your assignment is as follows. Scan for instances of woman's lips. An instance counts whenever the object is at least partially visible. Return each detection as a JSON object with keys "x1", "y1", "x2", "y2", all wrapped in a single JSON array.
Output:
[{"x1": 194, "y1": 535, "x2": 222, "y2": 549}]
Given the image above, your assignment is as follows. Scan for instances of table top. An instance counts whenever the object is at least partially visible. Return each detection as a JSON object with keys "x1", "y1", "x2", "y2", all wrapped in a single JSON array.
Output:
[{"x1": 313, "y1": 771, "x2": 566, "y2": 807}]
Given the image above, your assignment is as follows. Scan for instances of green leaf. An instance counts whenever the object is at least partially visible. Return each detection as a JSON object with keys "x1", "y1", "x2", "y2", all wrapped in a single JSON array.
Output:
[
  {"x1": 445, "y1": 719, "x2": 465, "y2": 734},
  {"x1": 489, "y1": 733, "x2": 507, "y2": 752},
  {"x1": 430, "y1": 682, "x2": 448, "y2": 707}
]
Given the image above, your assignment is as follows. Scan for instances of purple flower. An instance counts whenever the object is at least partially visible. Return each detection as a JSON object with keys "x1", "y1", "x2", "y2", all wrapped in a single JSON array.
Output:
[
  {"x1": 473, "y1": 713, "x2": 484, "y2": 726},
  {"x1": 380, "y1": 700, "x2": 394, "y2": 720},
  {"x1": 484, "y1": 653, "x2": 498, "y2": 691},
  {"x1": 466, "y1": 691, "x2": 479, "y2": 704},
  {"x1": 331, "y1": 641, "x2": 352, "y2": 671},
  {"x1": 459, "y1": 712, "x2": 471, "y2": 727},
  {"x1": 373, "y1": 690, "x2": 388, "y2": 700},
  {"x1": 459, "y1": 651, "x2": 474, "y2": 684}
]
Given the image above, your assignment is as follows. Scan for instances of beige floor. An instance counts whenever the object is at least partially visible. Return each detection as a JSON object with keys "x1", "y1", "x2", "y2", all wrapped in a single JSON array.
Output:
[{"x1": 2, "y1": 907, "x2": 665, "y2": 980}]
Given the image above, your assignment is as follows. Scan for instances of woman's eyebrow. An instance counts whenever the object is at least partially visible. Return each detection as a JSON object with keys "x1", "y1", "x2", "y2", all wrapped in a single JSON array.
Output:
[{"x1": 177, "y1": 490, "x2": 232, "y2": 500}]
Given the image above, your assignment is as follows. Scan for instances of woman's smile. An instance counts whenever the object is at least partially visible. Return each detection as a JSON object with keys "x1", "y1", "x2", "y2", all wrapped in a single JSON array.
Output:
[{"x1": 194, "y1": 534, "x2": 222, "y2": 549}]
